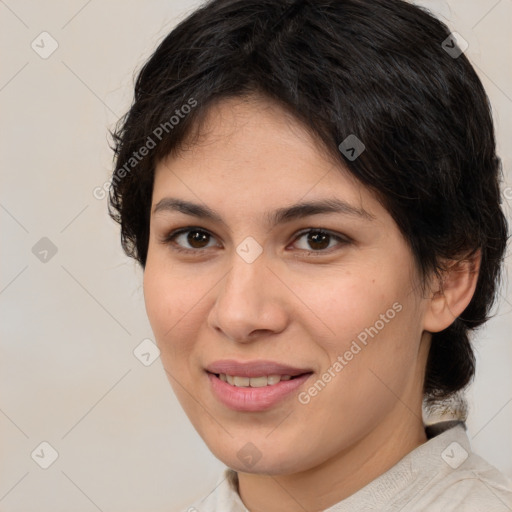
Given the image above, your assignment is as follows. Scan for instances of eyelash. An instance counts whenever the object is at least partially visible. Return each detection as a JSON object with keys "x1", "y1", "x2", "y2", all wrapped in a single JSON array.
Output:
[{"x1": 160, "y1": 226, "x2": 351, "y2": 256}]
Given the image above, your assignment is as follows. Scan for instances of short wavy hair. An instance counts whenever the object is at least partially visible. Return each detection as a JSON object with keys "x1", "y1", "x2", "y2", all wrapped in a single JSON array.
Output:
[{"x1": 109, "y1": 0, "x2": 508, "y2": 407}]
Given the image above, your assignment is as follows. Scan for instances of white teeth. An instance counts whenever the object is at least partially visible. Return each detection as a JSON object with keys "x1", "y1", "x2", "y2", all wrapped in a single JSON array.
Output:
[
  {"x1": 218, "y1": 373, "x2": 294, "y2": 387},
  {"x1": 266, "y1": 375, "x2": 281, "y2": 386},
  {"x1": 249, "y1": 376, "x2": 269, "y2": 387},
  {"x1": 233, "y1": 376, "x2": 250, "y2": 387}
]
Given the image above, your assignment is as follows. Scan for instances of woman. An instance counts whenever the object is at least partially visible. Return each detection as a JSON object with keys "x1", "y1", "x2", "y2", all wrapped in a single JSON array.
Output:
[{"x1": 108, "y1": 0, "x2": 512, "y2": 510}]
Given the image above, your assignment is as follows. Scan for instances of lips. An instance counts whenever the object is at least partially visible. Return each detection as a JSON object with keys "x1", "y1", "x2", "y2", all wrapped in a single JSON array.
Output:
[
  {"x1": 205, "y1": 359, "x2": 312, "y2": 378},
  {"x1": 205, "y1": 359, "x2": 314, "y2": 411}
]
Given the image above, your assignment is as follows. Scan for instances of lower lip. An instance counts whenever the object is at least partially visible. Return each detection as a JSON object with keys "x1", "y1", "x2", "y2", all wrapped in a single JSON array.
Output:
[{"x1": 207, "y1": 372, "x2": 312, "y2": 412}]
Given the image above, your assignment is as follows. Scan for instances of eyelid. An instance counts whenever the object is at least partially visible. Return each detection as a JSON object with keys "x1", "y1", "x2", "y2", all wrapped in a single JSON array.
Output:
[
  {"x1": 291, "y1": 227, "x2": 353, "y2": 245},
  {"x1": 160, "y1": 226, "x2": 352, "y2": 255},
  {"x1": 159, "y1": 226, "x2": 221, "y2": 251}
]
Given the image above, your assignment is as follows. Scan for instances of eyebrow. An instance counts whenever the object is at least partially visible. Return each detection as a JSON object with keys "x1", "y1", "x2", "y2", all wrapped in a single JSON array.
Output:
[{"x1": 152, "y1": 197, "x2": 375, "y2": 229}]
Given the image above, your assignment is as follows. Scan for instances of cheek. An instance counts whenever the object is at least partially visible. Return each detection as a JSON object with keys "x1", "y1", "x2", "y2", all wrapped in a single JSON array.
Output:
[
  {"x1": 143, "y1": 265, "x2": 171, "y2": 338},
  {"x1": 324, "y1": 301, "x2": 423, "y2": 412},
  {"x1": 143, "y1": 259, "x2": 196, "y2": 355},
  {"x1": 294, "y1": 268, "x2": 397, "y2": 351},
  {"x1": 297, "y1": 264, "x2": 423, "y2": 388}
]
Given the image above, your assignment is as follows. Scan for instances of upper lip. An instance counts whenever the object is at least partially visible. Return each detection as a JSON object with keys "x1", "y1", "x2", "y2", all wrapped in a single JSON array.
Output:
[{"x1": 205, "y1": 359, "x2": 313, "y2": 378}]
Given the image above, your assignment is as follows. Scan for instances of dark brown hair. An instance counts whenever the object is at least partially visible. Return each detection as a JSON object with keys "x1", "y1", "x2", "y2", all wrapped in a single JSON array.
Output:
[{"x1": 109, "y1": 0, "x2": 508, "y2": 405}]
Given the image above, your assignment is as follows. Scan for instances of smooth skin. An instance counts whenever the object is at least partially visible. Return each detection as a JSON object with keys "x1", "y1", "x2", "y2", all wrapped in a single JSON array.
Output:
[{"x1": 143, "y1": 94, "x2": 480, "y2": 512}]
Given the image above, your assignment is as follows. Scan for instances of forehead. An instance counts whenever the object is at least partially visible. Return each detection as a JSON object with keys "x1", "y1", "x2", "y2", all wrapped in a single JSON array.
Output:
[{"x1": 152, "y1": 95, "x2": 382, "y2": 222}]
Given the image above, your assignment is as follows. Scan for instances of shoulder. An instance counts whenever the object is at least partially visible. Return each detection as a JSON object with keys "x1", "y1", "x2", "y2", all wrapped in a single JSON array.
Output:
[
  {"x1": 177, "y1": 468, "x2": 247, "y2": 512},
  {"x1": 327, "y1": 421, "x2": 512, "y2": 512},
  {"x1": 427, "y1": 451, "x2": 512, "y2": 511},
  {"x1": 394, "y1": 423, "x2": 512, "y2": 512}
]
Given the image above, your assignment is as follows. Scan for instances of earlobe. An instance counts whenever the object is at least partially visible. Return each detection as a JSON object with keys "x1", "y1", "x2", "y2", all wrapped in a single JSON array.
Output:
[{"x1": 423, "y1": 250, "x2": 481, "y2": 333}]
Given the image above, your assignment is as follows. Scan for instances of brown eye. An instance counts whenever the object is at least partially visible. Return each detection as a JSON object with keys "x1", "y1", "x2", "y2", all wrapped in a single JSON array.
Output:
[
  {"x1": 163, "y1": 228, "x2": 219, "y2": 253},
  {"x1": 292, "y1": 229, "x2": 349, "y2": 253},
  {"x1": 185, "y1": 230, "x2": 211, "y2": 249},
  {"x1": 306, "y1": 231, "x2": 330, "y2": 250}
]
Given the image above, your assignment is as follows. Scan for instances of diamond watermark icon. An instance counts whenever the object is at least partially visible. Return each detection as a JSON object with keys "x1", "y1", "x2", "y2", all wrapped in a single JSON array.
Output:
[
  {"x1": 134, "y1": 338, "x2": 160, "y2": 366},
  {"x1": 31, "y1": 441, "x2": 59, "y2": 469},
  {"x1": 236, "y1": 236, "x2": 263, "y2": 264},
  {"x1": 441, "y1": 441, "x2": 468, "y2": 469},
  {"x1": 237, "y1": 442, "x2": 262, "y2": 468},
  {"x1": 32, "y1": 237, "x2": 58, "y2": 263},
  {"x1": 31, "y1": 32, "x2": 59, "y2": 59},
  {"x1": 338, "y1": 134, "x2": 365, "y2": 161},
  {"x1": 441, "y1": 32, "x2": 468, "y2": 59}
]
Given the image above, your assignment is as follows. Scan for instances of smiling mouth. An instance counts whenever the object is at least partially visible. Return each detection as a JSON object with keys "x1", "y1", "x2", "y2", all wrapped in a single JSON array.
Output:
[{"x1": 208, "y1": 372, "x2": 312, "y2": 388}]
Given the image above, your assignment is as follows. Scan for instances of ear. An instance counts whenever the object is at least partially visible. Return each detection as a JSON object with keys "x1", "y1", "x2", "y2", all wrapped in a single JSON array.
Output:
[{"x1": 423, "y1": 250, "x2": 481, "y2": 333}]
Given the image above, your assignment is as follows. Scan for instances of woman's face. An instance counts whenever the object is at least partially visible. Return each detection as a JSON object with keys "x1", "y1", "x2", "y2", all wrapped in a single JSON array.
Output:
[{"x1": 144, "y1": 96, "x2": 432, "y2": 475}]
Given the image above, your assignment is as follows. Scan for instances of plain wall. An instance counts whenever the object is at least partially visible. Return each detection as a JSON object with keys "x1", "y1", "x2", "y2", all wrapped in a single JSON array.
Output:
[{"x1": 1, "y1": 1, "x2": 511, "y2": 511}]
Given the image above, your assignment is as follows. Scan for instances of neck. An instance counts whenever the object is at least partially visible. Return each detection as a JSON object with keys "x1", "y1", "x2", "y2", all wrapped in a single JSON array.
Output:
[{"x1": 237, "y1": 410, "x2": 427, "y2": 512}]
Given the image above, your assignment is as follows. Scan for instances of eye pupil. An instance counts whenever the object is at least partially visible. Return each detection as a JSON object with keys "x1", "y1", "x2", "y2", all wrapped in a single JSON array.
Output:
[
  {"x1": 308, "y1": 231, "x2": 330, "y2": 250},
  {"x1": 188, "y1": 230, "x2": 209, "y2": 248}
]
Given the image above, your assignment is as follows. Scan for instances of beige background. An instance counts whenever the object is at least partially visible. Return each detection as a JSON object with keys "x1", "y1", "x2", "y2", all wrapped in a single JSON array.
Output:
[{"x1": 0, "y1": 1, "x2": 511, "y2": 511}]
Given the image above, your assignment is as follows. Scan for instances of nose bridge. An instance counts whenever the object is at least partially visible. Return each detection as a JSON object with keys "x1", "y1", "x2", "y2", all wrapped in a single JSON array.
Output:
[
  {"x1": 221, "y1": 250, "x2": 268, "y2": 311},
  {"x1": 209, "y1": 248, "x2": 287, "y2": 341}
]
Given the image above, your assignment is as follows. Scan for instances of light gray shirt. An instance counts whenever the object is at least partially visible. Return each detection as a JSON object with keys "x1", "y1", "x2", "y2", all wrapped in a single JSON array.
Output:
[{"x1": 181, "y1": 421, "x2": 512, "y2": 511}]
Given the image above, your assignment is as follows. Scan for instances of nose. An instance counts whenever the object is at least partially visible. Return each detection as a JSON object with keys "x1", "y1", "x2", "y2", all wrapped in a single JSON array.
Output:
[{"x1": 207, "y1": 252, "x2": 289, "y2": 343}]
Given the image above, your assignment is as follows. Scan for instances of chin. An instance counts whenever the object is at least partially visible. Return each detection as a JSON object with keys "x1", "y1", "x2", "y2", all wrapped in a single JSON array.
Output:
[
  {"x1": 207, "y1": 439, "x2": 312, "y2": 476},
  {"x1": 228, "y1": 457, "x2": 300, "y2": 476}
]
